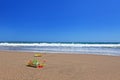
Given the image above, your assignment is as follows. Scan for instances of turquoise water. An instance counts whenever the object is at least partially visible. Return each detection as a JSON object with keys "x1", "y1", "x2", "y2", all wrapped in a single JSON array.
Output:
[{"x1": 0, "y1": 42, "x2": 120, "y2": 56}]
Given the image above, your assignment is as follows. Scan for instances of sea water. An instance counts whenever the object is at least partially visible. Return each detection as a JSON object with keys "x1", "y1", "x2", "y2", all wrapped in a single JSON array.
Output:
[{"x1": 0, "y1": 42, "x2": 120, "y2": 56}]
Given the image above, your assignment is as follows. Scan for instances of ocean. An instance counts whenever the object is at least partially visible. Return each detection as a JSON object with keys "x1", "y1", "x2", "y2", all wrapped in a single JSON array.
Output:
[{"x1": 0, "y1": 42, "x2": 120, "y2": 56}]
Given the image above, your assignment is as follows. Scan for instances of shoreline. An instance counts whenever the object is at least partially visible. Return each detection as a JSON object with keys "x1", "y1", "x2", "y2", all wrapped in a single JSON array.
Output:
[
  {"x1": 0, "y1": 51, "x2": 120, "y2": 80},
  {"x1": 0, "y1": 50, "x2": 119, "y2": 57}
]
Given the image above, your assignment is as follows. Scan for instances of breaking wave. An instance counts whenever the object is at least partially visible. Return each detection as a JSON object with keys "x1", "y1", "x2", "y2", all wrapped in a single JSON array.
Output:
[
  {"x1": 0, "y1": 43, "x2": 120, "y2": 48},
  {"x1": 0, "y1": 42, "x2": 120, "y2": 56}
]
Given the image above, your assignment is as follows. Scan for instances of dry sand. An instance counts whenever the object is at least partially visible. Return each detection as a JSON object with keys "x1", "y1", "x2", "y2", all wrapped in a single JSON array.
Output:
[{"x1": 0, "y1": 51, "x2": 120, "y2": 80}]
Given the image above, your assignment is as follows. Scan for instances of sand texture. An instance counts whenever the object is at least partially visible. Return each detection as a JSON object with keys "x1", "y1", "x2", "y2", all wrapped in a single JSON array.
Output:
[{"x1": 0, "y1": 51, "x2": 120, "y2": 80}]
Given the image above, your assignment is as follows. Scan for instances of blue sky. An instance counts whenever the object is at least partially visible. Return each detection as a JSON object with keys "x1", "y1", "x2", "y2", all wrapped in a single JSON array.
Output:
[{"x1": 0, "y1": 0, "x2": 120, "y2": 42}]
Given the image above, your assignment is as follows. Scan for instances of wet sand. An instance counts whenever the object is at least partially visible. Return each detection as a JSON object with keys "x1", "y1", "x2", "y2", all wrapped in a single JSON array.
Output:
[{"x1": 0, "y1": 51, "x2": 120, "y2": 80}]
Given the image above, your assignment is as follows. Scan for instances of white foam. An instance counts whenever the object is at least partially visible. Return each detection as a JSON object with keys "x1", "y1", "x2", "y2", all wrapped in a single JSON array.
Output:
[{"x1": 0, "y1": 43, "x2": 120, "y2": 48}]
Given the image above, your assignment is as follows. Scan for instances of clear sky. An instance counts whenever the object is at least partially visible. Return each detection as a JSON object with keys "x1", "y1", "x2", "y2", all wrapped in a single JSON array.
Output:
[{"x1": 0, "y1": 0, "x2": 120, "y2": 42}]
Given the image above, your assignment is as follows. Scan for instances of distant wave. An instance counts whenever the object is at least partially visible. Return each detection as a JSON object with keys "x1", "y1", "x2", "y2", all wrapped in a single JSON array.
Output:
[{"x1": 0, "y1": 43, "x2": 120, "y2": 48}]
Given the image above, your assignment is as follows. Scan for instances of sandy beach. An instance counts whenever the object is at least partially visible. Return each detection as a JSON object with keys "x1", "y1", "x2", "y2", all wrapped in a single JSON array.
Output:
[{"x1": 0, "y1": 51, "x2": 120, "y2": 80}]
